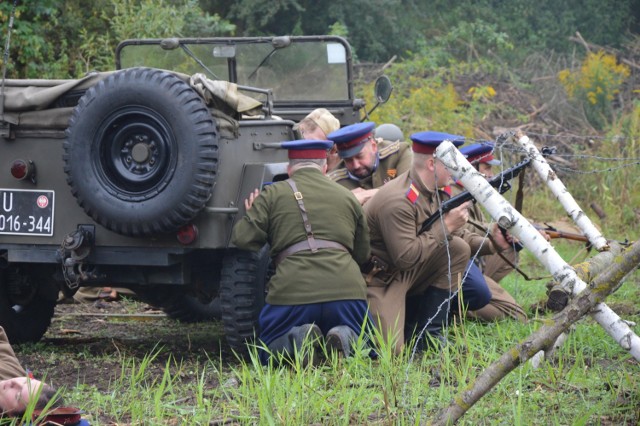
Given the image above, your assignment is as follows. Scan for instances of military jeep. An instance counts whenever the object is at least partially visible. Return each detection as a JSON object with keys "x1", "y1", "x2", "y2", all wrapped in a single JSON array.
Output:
[{"x1": 0, "y1": 36, "x2": 391, "y2": 351}]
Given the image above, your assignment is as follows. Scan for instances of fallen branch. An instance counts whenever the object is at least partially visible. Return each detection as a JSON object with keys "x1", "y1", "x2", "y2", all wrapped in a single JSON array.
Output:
[{"x1": 432, "y1": 238, "x2": 640, "y2": 425}]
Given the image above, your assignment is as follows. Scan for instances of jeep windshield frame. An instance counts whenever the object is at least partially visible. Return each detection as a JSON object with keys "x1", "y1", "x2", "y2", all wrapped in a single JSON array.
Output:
[{"x1": 116, "y1": 36, "x2": 360, "y2": 124}]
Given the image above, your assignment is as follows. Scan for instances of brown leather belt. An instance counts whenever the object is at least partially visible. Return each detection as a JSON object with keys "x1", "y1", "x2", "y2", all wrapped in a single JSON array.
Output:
[{"x1": 274, "y1": 239, "x2": 348, "y2": 266}]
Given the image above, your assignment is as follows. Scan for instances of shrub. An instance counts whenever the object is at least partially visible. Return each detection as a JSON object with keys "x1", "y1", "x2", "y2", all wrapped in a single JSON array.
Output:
[{"x1": 558, "y1": 52, "x2": 631, "y2": 129}]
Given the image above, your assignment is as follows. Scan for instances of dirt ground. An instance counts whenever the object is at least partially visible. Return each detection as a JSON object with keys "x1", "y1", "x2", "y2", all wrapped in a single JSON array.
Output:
[{"x1": 16, "y1": 296, "x2": 235, "y2": 394}]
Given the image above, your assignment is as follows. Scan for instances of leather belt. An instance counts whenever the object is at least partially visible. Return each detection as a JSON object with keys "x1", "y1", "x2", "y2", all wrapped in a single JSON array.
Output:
[{"x1": 274, "y1": 239, "x2": 348, "y2": 266}]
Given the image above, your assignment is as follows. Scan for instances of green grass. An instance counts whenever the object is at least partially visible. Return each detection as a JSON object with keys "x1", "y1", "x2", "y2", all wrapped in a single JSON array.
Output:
[
  {"x1": 7, "y1": 244, "x2": 636, "y2": 425},
  {"x1": 28, "y1": 241, "x2": 638, "y2": 425}
]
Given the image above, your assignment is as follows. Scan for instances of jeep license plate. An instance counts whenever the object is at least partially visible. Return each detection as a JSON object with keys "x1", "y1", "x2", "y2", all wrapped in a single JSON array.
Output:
[{"x1": 0, "y1": 189, "x2": 54, "y2": 236}]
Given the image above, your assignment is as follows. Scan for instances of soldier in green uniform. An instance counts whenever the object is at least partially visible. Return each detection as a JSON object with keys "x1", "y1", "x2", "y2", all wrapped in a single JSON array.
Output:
[
  {"x1": 363, "y1": 132, "x2": 511, "y2": 354},
  {"x1": 0, "y1": 326, "x2": 58, "y2": 416},
  {"x1": 327, "y1": 122, "x2": 413, "y2": 205},
  {"x1": 231, "y1": 139, "x2": 372, "y2": 364}
]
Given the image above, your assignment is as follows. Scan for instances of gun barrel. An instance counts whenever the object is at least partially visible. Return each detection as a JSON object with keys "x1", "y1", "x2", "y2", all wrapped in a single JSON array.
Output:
[{"x1": 420, "y1": 156, "x2": 531, "y2": 234}]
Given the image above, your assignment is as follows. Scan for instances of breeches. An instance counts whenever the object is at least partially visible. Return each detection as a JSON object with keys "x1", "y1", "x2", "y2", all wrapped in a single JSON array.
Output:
[
  {"x1": 366, "y1": 235, "x2": 471, "y2": 354},
  {"x1": 258, "y1": 300, "x2": 371, "y2": 347}
]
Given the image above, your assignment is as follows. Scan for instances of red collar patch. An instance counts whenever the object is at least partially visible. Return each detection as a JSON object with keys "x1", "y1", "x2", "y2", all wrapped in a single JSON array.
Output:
[{"x1": 406, "y1": 182, "x2": 419, "y2": 204}]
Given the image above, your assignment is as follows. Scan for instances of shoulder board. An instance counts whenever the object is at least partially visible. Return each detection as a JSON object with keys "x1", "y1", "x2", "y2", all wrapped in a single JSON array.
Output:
[
  {"x1": 328, "y1": 168, "x2": 350, "y2": 182},
  {"x1": 378, "y1": 140, "x2": 401, "y2": 160},
  {"x1": 405, "y1": 181, "x2": 420, "y2": 204}
]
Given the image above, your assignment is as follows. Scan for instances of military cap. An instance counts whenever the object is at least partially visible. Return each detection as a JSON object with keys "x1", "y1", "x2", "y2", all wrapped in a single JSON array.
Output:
[
  {"x1": 281, "y1": 139, "x2": 333, "y2": 159},
  {"x1": 327, "y1": 122, "x2": 376, "y2": 159},
  {"x1": 294, "y1": 108, "x2": 340, "y2": 137},
  {"x1": 460, "y1": 142, "x2": 501, "y2": 165},
  {"x1": 409, "y1": 131, "x2": 465, "y2": 155}
]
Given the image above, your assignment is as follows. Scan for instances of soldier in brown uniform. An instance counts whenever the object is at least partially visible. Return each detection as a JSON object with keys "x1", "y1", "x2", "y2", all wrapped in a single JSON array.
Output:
[
  {"x1": 363, "y1": 132, "x2": 511, "y2": 354},
  {"x1": 0, "y1": 326, "x2": 58, "y2": 416},
  {"x1": 327, "y1": 122, "x2": 413, "y2": 205},
  {"x1": 232, "y1": 139, "x2": 372, "y2": 364},
  {"x1": 454, "y1": 142, "x2": 529, "y2": 322}
]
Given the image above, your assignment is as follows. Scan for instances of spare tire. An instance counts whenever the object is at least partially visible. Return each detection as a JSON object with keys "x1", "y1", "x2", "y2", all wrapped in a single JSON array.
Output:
[{"x1": 63, "y1": 67, "x2": 219, "y2": 236}]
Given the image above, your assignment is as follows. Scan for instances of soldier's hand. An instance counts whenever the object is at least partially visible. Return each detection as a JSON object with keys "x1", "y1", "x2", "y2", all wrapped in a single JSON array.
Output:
[
  {"x1": 244, "y1": 188, "x2": 260, "y2": 211},
  {"x1": 444, "y1": 201, "x2": 471, "y2": 232},
  {"x1": 352, "y1": 188, "x2": 378, "y2": 205},
  {"x1": 491, "y1": 223, "x2": 512, "y2": 251}
]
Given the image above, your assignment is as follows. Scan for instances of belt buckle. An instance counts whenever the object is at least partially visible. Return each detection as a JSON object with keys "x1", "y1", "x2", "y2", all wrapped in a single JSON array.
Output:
[{"x1": 294, "y1": 191, "x2": 303, "y2": 200}]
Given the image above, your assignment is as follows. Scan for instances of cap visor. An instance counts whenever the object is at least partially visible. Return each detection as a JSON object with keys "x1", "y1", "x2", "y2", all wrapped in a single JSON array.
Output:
[{"x1": 338, "y1": 144, "x2": 366, "y2": 159}]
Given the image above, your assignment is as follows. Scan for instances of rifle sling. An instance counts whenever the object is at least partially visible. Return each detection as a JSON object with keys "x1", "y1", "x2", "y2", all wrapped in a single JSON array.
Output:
[
  {"x1": 515, "y1": 165, "x2": 526, "y2": 213},
  {"x1": 467, "y1": 219, "x2": 550, "y2": 281}
]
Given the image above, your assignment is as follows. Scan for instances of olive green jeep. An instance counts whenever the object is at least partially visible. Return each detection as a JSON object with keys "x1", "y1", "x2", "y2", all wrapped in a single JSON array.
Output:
[{"x1": 0, "y1": 36, "x2": 391, "y2": 352}]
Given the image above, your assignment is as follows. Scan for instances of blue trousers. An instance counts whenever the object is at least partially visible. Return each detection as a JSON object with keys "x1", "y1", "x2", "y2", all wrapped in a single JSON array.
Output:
[
  {"x1": 453, "y1": 260, "x2": 492, "y2": 311},
  {"x1": 258, "y1": 300, "x2": 371, "y2": 363}
]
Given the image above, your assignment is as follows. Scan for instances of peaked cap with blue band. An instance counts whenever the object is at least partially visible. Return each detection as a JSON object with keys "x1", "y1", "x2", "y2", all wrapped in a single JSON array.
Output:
[
  {"x1": 409, "y1": 131, "x2": 465, "y2": 154},
  {"x1": 327, "y1": 122, "x2": 376, "y2": 158},
  {"x1": 459, "y1": 142, "x2": 501, "y2": 165}
]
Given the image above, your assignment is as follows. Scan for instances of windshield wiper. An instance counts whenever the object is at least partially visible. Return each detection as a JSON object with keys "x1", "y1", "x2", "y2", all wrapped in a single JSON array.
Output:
[
  {"x1": 246, "y1": 36, "x2": 291, "y2": 81},
  {"x1": 159, "y1": 38, "x2": 220, "y2": 80}
]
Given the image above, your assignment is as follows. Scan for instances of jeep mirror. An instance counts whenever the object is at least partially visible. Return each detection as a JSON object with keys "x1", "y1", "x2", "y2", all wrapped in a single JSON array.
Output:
[
  {"x1": 361, "y1": 75, "x2": 393, "y2": 120},
  {"x1": 374, "y1": 75, "x2": 393, "y2": 104},
  {"x1": 213, "y1": 45, "x2": 236, "y2": 58}
]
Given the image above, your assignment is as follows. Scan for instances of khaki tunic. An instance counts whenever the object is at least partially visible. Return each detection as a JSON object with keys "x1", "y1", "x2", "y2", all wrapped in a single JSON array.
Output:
[
  {"x1": 0, "y1": 326, "x2": 26, "y2": 380},
  {"x1": 232, "y1": 167, "x2": 370, "y2": 306},
  {"x1": 450, "y1": 183, "x2": 526, "y2": 322},
  {"x1": 329, "y1": 140, "x2": 413, "y2": 190},
  {"x1": 363, "y1": 168, "x2": 496, "y2": 353}
]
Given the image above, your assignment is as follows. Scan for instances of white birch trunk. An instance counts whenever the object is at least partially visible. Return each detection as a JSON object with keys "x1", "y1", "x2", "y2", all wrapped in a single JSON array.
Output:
[
  {"x1": 434, "y1": 141, "x2": 640, "y2": 361},
  {"x1": 514, "y1": 131, "x2": 609, "y2": 251}
]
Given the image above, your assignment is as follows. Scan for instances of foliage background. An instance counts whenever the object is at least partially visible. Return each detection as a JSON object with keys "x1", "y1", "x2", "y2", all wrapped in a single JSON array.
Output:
[{"x1": 1, "y1": 0, "x2": 639, "y2": 232}]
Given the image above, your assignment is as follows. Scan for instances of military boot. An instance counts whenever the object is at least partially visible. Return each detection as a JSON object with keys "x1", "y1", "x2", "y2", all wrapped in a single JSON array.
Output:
[
  {"x1": 325, "y1": 325, "x2": 358, "y2": 358},
  {"x1": 406, "y1": 287, "x2": 453, "y2": 352},
  {"x1": 266, "y1": 323, "x2": 323, "y2": 366}
]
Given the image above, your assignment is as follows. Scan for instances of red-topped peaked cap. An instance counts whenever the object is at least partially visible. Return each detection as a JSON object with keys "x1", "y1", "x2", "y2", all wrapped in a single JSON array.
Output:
[{"x1": 281, "y1": 139, "x2": 333, "y2": 159}]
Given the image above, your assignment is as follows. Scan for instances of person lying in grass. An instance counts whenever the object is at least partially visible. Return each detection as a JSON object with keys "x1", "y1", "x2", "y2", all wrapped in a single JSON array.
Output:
[{"x1": 0, "y1": 326, "x2": 60, "y2": 417}]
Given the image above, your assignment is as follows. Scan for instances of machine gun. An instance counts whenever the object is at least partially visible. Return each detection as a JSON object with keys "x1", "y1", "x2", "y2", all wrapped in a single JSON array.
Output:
[{"x1": 419, "y1": 156, "x2": 531, "y2": 234}]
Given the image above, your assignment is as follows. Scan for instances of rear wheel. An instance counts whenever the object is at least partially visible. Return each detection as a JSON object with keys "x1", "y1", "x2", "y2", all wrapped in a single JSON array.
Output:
[
  {"x1": 0, "y1": 266, "x2": 56, "y2": 344},
  {"x1": 135, "y1": 285, "x2": 222, "y2": 322},
  {"x1": 220, "y1": 246, "x2": 271, "y2": 354}
]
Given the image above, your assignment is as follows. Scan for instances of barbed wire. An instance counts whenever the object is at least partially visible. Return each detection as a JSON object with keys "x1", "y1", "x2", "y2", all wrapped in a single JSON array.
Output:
[{"x1": 459, "y1": 135, "x2": 640, "y2": 175}]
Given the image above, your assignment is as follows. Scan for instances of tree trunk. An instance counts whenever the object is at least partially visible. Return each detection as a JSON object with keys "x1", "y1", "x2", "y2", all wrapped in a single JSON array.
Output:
[{"x1": 514, "y1": 131, "x2": 609, "y2": 251}]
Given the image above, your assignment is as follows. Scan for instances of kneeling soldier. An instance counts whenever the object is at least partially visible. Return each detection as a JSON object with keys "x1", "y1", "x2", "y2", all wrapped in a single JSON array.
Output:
[{"x1": 231, "y1": 139, "x2": 372, "y2": 364}]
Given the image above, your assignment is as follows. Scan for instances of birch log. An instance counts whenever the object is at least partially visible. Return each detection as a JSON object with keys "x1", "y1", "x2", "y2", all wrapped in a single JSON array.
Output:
[
  {"x1": 530, "y1": 243, "x2": 623, "y2": 368},
  {"x1": 432, "y1": 238, "x2": 640, "y2": 426},
  {"x1": 513, "y1": 131, "x2": 609, "y2": 251},
  {"x1": 434, "y1": 141, "x2": 640, "y2": 361}
]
